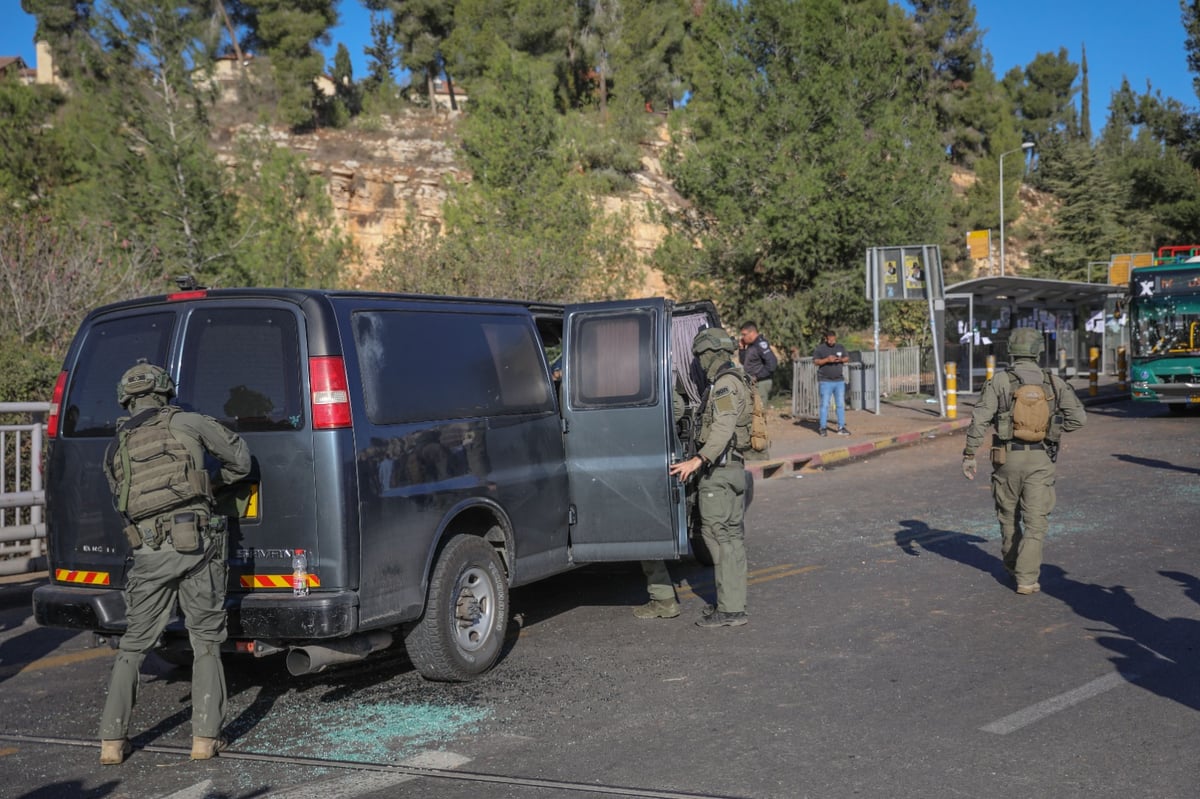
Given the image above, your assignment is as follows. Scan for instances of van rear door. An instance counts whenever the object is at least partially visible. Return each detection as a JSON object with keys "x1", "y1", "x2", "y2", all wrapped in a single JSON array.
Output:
[
  {"x1": 561, "y1": 299, "x2": 686, "y2": 561},
  {"x1": 171, "y1": 302, "x2": 325, "y2": 598}
]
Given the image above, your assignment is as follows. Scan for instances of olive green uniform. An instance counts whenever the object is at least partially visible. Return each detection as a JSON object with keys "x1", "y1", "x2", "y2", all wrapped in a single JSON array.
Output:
[
  {"x1": 99, "y1": 399, "x2": 250, "y2": 742},
  {"x1": 695, "y1": 368, "x2": 752, "y2": 613},
  {"x1": 641, "y1": 385, "x2": 689, "y2": 607},
  {"x1": 963, "y1": 360, "x2": 1085, "y2": 588}
]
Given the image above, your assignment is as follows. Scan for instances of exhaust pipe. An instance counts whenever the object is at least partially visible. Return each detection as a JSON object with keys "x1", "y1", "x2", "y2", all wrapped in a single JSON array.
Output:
[{"x1": 285, "y1": 631, "x2": 393, "y2": 676}]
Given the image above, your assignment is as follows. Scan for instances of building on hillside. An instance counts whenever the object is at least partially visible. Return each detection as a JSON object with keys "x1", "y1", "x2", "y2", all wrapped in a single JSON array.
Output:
[
  {"x1": 431, "y1": 78, "x2": 467, "y2": 111},
  {"x1": 35, "y1": 41, "x2": 62, "y2": 87},
  {"x1": 0, "y1": 56, "x2": 37, "y2": 86},
  {"x1": 194, "y1": 54, "x2": 342, "y2": 102}
]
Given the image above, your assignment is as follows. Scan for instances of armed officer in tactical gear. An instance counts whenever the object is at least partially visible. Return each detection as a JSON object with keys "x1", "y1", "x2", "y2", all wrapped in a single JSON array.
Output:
[
  {"x1": 98, "y1": 361, "x2": 250, "y2": 765},
  {"x1": 961, "y1": 329, "x2": 1085, "y2": 595},
  {"x1": 669, "y1": 328, "x2": 753, "y2": 628}
]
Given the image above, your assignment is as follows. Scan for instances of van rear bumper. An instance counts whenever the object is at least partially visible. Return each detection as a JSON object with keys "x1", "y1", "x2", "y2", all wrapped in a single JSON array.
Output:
[
  {"x1": 231, "y1": 591, "x2": 358, "y2": 639},
  {"x1": 34, "y1": 584, "x2": 360, "y2": 640},
  {"x1": 33, "y1": 584, "x2": 127, "y2": 632}
]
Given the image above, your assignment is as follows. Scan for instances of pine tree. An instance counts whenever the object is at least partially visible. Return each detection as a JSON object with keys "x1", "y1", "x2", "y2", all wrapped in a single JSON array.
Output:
[
  {"x1": 664, "y1": 0, "x2": 949, "y2": 345},
  {"x1": 909, "y1": 0, "x2": 987, "y2": 166}
]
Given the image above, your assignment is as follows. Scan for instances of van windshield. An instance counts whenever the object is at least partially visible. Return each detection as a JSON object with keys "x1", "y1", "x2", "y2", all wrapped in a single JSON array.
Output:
[
  {"x1": 63, "y1": 313, "x2": 175, "y2": 437},
  {"x1": 177, "y1": 308, "x2": 304, "y2": 431}
]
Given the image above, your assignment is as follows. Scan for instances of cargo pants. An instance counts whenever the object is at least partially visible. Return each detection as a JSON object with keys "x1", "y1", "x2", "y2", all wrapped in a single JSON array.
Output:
[
  {"x1": 991, "y1": 448, "x2": 1056, "y2": 587},
  {"x1": 99, "y1": 527, "x2": 228, "y2": 741},
  {"x1": 698, "y1": 461, "x2": 747, "y2": 613}
]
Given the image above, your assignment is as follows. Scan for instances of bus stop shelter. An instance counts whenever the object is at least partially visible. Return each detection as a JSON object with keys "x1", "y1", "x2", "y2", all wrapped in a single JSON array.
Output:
[{"x1": 944, "y1": 275, "x2": 1126, "y2": 393}]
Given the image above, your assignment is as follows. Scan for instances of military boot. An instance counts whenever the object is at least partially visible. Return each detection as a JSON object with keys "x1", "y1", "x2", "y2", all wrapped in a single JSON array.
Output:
[
  {"x1": 99, "y1": 739, "x2": 132, "y2": 765},
  {"x1": 696, "y1": 610, "x2": 748, "y2": 628},
  {"x1": 1016, "y1": 582, "x2": 1041, "y2": 595},
  {"x1": 633, "y1": 599, "x2": 680, "y2": 619},
  {"x1": 190, "y1": 736, "x2": 227, "y2": 760}
]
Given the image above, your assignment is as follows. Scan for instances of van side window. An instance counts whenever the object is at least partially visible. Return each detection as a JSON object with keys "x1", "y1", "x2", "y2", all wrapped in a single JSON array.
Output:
[
  {"x1": 353, "y1": 310, "x2": 553, "y2": 424},
  {"x1": 62, "y1": 313, "x2": 175, "y2": 437},
  {"x1": 569, "y1": 311, "x2": 657, "y2": 409},
  {"x1": 177, "y1": 309, "x2": 304, "y2": 431}
]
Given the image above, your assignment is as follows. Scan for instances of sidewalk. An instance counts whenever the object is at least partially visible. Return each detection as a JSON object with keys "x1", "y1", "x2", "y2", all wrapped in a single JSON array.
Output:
[{"x1": 749, "y1": 374, "x2": 1128, "y2": 480}]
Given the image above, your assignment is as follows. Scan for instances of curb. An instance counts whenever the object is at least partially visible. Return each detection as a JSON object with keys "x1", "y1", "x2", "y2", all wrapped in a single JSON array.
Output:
[
  {"x1": 748, "y1": 418, "x2": 970, "y2": 480},
  {"x1": 749, "y1": 389, "x2": 1128, "y2": 481}
]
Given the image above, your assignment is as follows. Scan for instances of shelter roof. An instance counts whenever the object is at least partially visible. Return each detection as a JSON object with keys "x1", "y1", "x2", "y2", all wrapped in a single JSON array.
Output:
[{"x1": 945, "y1": 276, "x2": 1119, "y2": 309}]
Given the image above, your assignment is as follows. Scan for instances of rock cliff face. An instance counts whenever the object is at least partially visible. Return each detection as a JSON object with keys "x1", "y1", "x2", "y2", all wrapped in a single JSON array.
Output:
[{"x1": 256, "y1": 112, "x2": 685, "y2": 294}]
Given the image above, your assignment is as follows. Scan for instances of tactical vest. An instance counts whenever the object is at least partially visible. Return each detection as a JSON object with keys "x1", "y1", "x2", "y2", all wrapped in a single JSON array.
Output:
[
  {"x1": 109, "y1": 407, "x2": 210, "y2": 522},
  {"x1": 702, "y1": 368, "x2": 754, "y2": 453}
]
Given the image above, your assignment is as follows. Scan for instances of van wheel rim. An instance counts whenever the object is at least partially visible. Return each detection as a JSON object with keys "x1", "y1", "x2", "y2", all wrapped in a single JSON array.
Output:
[{"x1": 453, "y1": 567, "x2": 494, "y2": 652}]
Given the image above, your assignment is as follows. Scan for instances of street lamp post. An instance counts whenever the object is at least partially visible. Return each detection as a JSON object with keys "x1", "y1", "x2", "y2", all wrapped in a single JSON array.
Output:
[{"x1": 999, "y1": 142, "x2": 1035, "y2": 276}]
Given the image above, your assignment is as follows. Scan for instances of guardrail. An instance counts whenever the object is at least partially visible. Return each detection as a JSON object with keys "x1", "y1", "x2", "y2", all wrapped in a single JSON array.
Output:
[{"x1": 0, "y1": 402, "x2": 50, "y2": 576}]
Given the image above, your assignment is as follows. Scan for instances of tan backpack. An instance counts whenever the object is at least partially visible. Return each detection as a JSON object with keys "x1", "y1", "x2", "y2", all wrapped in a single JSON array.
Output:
[
  {"x1": 1008, "y1": 370, "x2": 1054, "y2": 443},
  {"x1": 747, "y1": 386, "x2": 770, "y2": 452}
]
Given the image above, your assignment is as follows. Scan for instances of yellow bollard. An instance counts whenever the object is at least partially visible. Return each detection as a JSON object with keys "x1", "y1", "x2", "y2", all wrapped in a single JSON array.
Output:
[
  {"x1": 985, "y1": 355, "x2": 995, "y2": 382},
  {"x1": 1117, "y1": 347, "x2": 1127, "y2": 392},
  {"x1": 1089, "y1": 347, "x2": 1099, "y2": 396},
  {"x1": 945, "y1": 362, "x2": 957, "y2": 419}
]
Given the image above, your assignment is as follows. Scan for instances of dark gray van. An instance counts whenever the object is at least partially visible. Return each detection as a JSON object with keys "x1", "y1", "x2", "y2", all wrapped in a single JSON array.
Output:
[{"x1": 34, "y1": 289, "x2": 720, "y2": 681}]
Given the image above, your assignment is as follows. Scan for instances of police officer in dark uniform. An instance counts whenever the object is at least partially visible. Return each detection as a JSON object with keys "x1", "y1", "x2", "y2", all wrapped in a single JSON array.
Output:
[
  {"x1": 738, "y1": 321, "x2": 778, "y2": 404},
  {"x1": 98, "y1": 361, "x2": 250, "y2": 765}
]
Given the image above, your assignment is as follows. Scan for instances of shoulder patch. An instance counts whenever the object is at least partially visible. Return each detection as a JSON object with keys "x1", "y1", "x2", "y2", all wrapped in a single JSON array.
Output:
[
  {"x1": 758, "y1": 340, "x2": 770, "y2": 350},
  {"x1": 714, "y1": 392, "x2": 736, "y2": 413}
]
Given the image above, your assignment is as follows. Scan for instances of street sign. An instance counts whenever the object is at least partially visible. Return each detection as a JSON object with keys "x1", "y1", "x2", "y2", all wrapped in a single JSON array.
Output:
[
  {"x1": 865, "y1": 245, "x2": 944, "y2": 302},
  {"x1": 966, "y1": 230, "x2": 990, "y2": 260}
]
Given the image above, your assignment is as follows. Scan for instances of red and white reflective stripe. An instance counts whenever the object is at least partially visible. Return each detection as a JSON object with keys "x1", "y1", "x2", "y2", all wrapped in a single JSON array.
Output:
[{"x1": 309, "y1": 356, "x2": 351, "y2": 429}]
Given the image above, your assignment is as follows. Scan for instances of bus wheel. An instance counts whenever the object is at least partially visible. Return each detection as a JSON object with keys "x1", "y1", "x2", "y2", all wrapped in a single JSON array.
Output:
[{"x1": 404, "y1": 534, "x2": 508, "y2": 682}]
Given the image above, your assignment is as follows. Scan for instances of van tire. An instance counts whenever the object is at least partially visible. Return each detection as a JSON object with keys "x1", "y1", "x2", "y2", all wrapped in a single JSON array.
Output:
[{"x1": 404, "y1": 534, "x2": 509, "y2": 682}]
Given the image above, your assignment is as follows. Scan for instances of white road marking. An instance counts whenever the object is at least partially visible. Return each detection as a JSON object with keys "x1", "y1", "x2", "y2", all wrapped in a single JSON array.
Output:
[
  {"x1": 261, "y1": 751, "x2": 471, "y2": 798},
  {"x1": 160, "y1": 780, "x2": 214, "y2": 799},
  {"x1": 400, "y1": 750, "x2": 472, "y2": 769},
  {"x1": 981, "y1": 671, "x2": 1131, "y2": 734},
  {"x1": 263, "y1": 771, "x2": 418, "y2": 797}
]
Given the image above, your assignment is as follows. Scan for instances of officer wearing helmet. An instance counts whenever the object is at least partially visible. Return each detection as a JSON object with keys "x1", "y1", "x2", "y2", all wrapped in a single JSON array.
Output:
[
  {"x1": 98, "y1": 360, "x2": 250, "y2": 765},
  {"x1": 961, "y1": 329, "x2": 1085, "y2": 595},
  {"x1": 669, "y1": 327, "x2": 753, "y2": 627}
]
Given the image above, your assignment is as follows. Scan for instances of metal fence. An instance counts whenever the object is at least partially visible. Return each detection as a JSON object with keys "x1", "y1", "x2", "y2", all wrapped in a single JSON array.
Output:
[
  {"x1": 791, "y1": 347, "x2": 922, "y2": 418},
  {"x1": 862, "y1": 346, "x2": 922, "y2": 397},
  {"x1": 1, "y1": 402, "x2": 50, "y2": 576}
]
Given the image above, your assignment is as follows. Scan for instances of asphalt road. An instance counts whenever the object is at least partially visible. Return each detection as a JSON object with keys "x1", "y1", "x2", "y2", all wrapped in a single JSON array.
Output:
[{"x1": 1, "y1": 398, "x2": 1198, "y2": 799}]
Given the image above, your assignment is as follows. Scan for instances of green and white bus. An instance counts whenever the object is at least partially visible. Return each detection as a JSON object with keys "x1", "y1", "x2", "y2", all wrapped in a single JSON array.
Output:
[{"x1": 1129, "y1": 245, "x2": 1200, "y2": 411}]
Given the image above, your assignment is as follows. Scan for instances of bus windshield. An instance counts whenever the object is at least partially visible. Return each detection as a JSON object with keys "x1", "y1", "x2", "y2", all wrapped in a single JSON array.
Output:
[{"x1": 1131, "y1": 295, "x2": 1200, "y2": 357}]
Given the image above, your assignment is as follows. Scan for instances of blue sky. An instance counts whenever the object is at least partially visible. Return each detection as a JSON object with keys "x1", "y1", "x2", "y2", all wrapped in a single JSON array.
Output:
[{"x1": 1, "y1": 1, "x2": 1195, "y2": 133}]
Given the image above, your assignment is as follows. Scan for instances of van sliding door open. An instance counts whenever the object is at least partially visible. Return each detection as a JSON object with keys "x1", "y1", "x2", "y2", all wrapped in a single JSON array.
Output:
[{"x1": 561, "y1": 299, "x2": 686, "y2": 561}]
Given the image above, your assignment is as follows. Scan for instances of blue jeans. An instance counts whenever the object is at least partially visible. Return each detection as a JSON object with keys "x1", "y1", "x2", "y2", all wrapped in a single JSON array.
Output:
[{"x1": 818, "y1": 380, "x2": 845, "y2": 431}]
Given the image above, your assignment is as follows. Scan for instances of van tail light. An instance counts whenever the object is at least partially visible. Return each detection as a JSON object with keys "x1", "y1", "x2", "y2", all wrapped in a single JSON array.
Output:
[
  {"x1": 309, "y1": 356, "x2": 351, "y2": 429},
  {"x1": 167, "y1": 289, "x2": 208, "y2": 301},
  {"x1": 47, "y1": 370, "x2": 68, "y2": 439}
]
